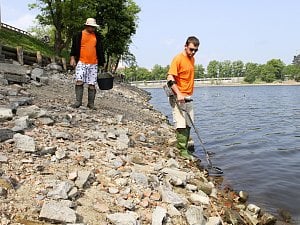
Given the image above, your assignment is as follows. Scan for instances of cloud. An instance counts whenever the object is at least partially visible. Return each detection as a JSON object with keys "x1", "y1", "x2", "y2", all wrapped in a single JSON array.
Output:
[{"x1": 7, "y1": 14, "x2": 36, "y2": 31}]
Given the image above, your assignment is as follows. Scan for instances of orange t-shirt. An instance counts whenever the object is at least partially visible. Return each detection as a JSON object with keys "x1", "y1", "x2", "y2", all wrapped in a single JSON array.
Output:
[
  {"x1": 168, "y1": 53, "x2": 195, "y2": 96},
  {"x1": 79, "y1": 31, "x2": 97, "y2": 64}
]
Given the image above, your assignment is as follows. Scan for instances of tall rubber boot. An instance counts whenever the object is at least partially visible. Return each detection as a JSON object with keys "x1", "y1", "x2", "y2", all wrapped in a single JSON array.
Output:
[
  {"x1": 71, "y1": 85, "x2": 83, "y2": 108},
  {"x1": 176, "y1": 128, "x2": 193, "y2": 160},
  {"x1": 87, "y1": 88, "x2": 96, "y2": 110}
]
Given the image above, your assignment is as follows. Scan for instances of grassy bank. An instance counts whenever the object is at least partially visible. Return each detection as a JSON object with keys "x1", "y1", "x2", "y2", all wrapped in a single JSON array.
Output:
[{"x1": 0, "y1": 27, "x2": 55, "y2": 56}]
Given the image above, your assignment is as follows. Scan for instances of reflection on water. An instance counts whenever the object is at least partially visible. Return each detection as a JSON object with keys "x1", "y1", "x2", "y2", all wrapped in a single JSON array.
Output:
[{"x1": 147, "y1": 85, "x2": 300, "y2": 221}]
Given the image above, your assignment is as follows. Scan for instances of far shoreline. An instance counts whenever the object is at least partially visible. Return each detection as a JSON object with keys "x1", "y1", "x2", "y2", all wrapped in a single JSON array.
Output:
[{"x1": 132, "y1": 80, "x2": 300, "y2": 89}]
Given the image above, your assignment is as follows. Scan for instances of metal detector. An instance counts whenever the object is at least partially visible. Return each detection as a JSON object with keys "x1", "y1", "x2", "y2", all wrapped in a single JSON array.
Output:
[{"x1": 163, "y1": 85, "x2": 224, "y2": 176}]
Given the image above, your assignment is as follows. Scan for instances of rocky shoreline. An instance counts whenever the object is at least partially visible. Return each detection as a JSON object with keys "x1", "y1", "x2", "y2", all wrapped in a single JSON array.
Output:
[{"x1": 0, "y1": 62, "x2": 294, "y2": 225}]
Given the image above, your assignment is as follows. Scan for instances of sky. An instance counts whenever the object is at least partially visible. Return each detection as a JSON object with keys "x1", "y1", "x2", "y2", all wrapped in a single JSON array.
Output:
[{"x1": 1, "y1": 0, "x2": 300, "y2": 69}]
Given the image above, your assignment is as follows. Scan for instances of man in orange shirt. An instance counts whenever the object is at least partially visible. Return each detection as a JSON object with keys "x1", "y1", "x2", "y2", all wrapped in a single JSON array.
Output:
[
  {"x1": 167, "y1": 36, "x2": 200, "y2": 159},
  {"x1": 70, "y1": 18, "x2": 105, "y2": 109}
]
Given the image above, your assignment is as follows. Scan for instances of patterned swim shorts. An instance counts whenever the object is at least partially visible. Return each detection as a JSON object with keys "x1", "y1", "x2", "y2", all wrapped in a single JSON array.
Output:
[{"x1": 75, "y1": 61, "x2": 98, "y2": 85}]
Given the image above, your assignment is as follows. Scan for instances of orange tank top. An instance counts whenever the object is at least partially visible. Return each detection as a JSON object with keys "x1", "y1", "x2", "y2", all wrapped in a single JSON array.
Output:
[{"x1": 79, "y1": 31, "x2": 97, "y2": 64}]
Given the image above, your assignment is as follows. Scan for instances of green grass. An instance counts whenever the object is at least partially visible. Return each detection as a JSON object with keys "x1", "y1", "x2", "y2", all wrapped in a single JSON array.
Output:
[{"x1": 0, "y1": 27, "x2": 55, "y2": 56}]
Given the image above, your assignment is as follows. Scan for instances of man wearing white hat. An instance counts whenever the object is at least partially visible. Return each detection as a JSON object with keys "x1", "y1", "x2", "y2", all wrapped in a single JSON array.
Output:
[{"x1": 70, "y1": 18, "x2": 105, "y2": 109}]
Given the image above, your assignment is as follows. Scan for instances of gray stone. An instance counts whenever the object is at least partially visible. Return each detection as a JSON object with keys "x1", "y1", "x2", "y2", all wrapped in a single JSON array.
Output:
[
  {"x1": 247, "y1": 204, "x2": 261, "y2": 215},
  {"x1": 185, "y1": 205, "x2": 206, "y2": 225},
  {"x1": 152, "y1": 206, "x2": 167, "y2": 225},
  {"x1": 189, "y1": 191, "x2": 210, "y2": 205},
  {"x1": 48, "y1": 63, "x2": 63, "y2": 71},
  {"x1": 0, "y1": 107, "x2": 13, "y2": 121},
  {"x1": 131, "y1": 172, "x2": 148, "y2": 187},
  {"x1": 12, "y1": 116, "x2": 30, "y2": 132},
  {"x1": 0, "y1": 154, "x2": 8, "y2": 163},
  {"x1": 206, "y1": 216, "x2": 222, "y2": 225},
  {"x1": 55, "y1": 149, "x2": 66, "y2": 160},
  {"x1": 161, "y1": 168, "x2": 190, "y2": 184},
  {"x1": 108, "y1": 187, "x2": 119, "y2": 194},
  {"x1": 165, "y1": 158, "x2": 180, "y2": 168},
  {"x1": 39, "y1": 146, "x2": 57, "y2": 155},
  {"x1": 160, "y1": 186, "x2": 185, "y2": 208},
  {"x1": 0, "y1": 63, "x2": 27, "y2": 75},
  {"x1": 186, "y1": 184, "x2": 198, "y2": 191},
  {"x1": 224, "y1": 209, "x2": 245, "y2": 225},
  {"x1": 37, "y1": 117, "x2": 54, "y2": 126},
  {"x1": 9, "y1": 97, "x2": 32, "y2": 106},
  {"x1": 260, "y1": 212, "x2": 277, "y2": 225},
  {"x1": 116, "y1": 198, "x2": 135, "y2": 210},
  {"x1": 116, "y1": 129, "x2": 130, "y2": 149},
  {"x1": 167, "y1": 204, "x2": 181, "y2": 217},
  {"x1": 68, "y1": 187, "x2": 79, "y2": 199},
  {"x1": 241, "y1": 210, "x2": 259, "y2": 225},
  {"x1": 31, "y1": 67, "x2": 45, "y2": 82},
  {"x1": 47, "y1": 181, "x2": 74, "y2": 200},
  {"x1": 106, "y1": 212, "x2": 139, "y2": 225},
  {"x1": 39, "y1": 200, "x2": 77, "y2": 223},
  {"x1": 52, "y1": 131, "x2": 72, "y2": 140},
  {"x1": 115, "y1": 178, "x2": 128, "y2": 186},
  {"x1": 0, "y1": 128, "x2": 14, "y2": 142},
  {"x1": 16, "y1": 105, "x2": 45, "y2": 118},
  {"x1": 75, "y1": 170, "x2": 91, "y2": 188},
  {"x1": 13, "y1": 133, "x2": 36, "y2": 152},
  {"x1": 239, "y1": 190, "x2": 249, "y2": 202}
]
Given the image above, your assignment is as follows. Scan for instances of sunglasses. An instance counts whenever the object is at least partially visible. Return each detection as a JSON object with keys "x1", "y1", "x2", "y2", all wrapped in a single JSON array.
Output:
[{"x1": 188, "y1": 47, "x2": 198, "y2": 53}]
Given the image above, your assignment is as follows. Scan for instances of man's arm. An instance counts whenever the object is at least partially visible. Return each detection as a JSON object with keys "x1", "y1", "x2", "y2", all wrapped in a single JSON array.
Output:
[
  {"x1": 167, "y1": 74, "x2": 185, "y2": 102},
  {"x1": 70, "y1": 34, "x2": 77, "y2": 67}
]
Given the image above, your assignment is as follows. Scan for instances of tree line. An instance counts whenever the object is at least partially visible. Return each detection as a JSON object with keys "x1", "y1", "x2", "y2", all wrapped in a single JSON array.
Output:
[
  {"x1": 26, "y1": 1, "x2": 299, "y2": 83},
  {"x1": 121, "y1": 59, "x2": 300, "y2": 83}
]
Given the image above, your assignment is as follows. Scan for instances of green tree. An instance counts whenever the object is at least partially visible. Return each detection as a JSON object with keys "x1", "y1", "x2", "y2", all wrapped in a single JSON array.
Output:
[
  {"x1": 283, "y1": 64, "x2": 300, "y2": 81},
  {"x1": 244, "y1": 62, "x2": 260, "y2": 83},
  {"x1": 266, "y1": 59, "x2": 285, "y2": 80},
  {"x1": 232, "y1": 60, "x2": 244, "y2": 77},
  {"x1": 151, "y1": 65, "x2": 168, "y2": 80},
  {"x1": 219, "y1": 60, "x2": 232, "y2": 77},
  {"x1": 93, "y1": 0, "x2": 140, "y2": 71},
  {"x1": 29, "y1": 0, "x2": 140, "y2": 69},
  {"x1": 207, "y1": 60, "x2": 219, "y2": 78},
  {"x1": 123, "y1": 66, "x2": 151, "y2": 81},
  {"x1": 260, "y1": 64, "x2": 276, "y2": 83},
  {"x1": 195, "y1": 64, "x2": 205, "y2": 78},
  {"x1": 29, "y1": 0, "x2": 88, "y2": 55}
]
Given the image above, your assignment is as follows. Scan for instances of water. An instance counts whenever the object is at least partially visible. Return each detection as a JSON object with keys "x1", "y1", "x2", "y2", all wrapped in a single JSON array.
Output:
[{"x1": 146, "y1": 85, "x2": 300, "y2": 221}]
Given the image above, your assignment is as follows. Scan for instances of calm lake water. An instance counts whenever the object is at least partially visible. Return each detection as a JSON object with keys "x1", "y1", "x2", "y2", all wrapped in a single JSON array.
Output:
[{"x1": 146, "y1": 85, "x2": 300, "y2": 222}]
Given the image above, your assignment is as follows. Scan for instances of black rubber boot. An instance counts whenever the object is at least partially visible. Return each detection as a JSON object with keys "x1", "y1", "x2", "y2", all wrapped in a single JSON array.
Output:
[
  {"x1": 71, "y1": 85, "x2": 83, "y2": 108},
  {"x1": 87, "y1": 88, "x2": 96, "y2": 110}
]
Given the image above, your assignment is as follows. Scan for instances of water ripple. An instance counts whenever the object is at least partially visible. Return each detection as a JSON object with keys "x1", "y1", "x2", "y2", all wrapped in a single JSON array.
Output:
[{"x1": 148, "y1": 85, "x2": 300, "y2": 220}]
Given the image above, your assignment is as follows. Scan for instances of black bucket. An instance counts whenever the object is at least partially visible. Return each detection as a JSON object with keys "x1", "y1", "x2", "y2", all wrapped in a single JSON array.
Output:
[{"x1": 97, "y1": 77, "x2": 114, "y2": 90}]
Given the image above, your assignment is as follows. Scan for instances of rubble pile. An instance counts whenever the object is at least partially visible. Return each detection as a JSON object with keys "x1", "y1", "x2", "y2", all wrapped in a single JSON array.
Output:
[{"x1": 0, "y1": 62, "x2": 287, "y2": 225}]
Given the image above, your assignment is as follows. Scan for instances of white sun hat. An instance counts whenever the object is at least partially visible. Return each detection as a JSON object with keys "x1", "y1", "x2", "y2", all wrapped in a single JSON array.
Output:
[{"x1": 84, "y1": 18, "x2": 99, "y2": 27}]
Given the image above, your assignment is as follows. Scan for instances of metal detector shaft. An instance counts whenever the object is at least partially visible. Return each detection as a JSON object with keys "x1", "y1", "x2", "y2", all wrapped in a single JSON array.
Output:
[{"x1": 173, "y1": 98, "x2": 213, "y2": 167}]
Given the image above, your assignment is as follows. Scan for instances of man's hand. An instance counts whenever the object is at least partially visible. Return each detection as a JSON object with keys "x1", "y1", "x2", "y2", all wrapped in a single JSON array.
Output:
[
  {"x1": 177, "y1": 92, "x2": 186, "y2": 103},
  {"x1": 70, "y1": 57, "x2": 76, "y2": 68}
]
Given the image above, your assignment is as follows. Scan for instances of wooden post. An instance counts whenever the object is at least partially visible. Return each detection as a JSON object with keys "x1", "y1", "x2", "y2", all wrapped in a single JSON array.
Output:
[
  {"x1": 37, "y1": 51, "x2": 42, "y2": 65},
  {"x1": 0, "y1": 44, "x2": 4, "y2": 61},
  {"x1": 61, "y1": 57, "x2": 67, "y2": 71},
  {"x1": 16, "y1": 46, "x2": 24, "y2": 65}
]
